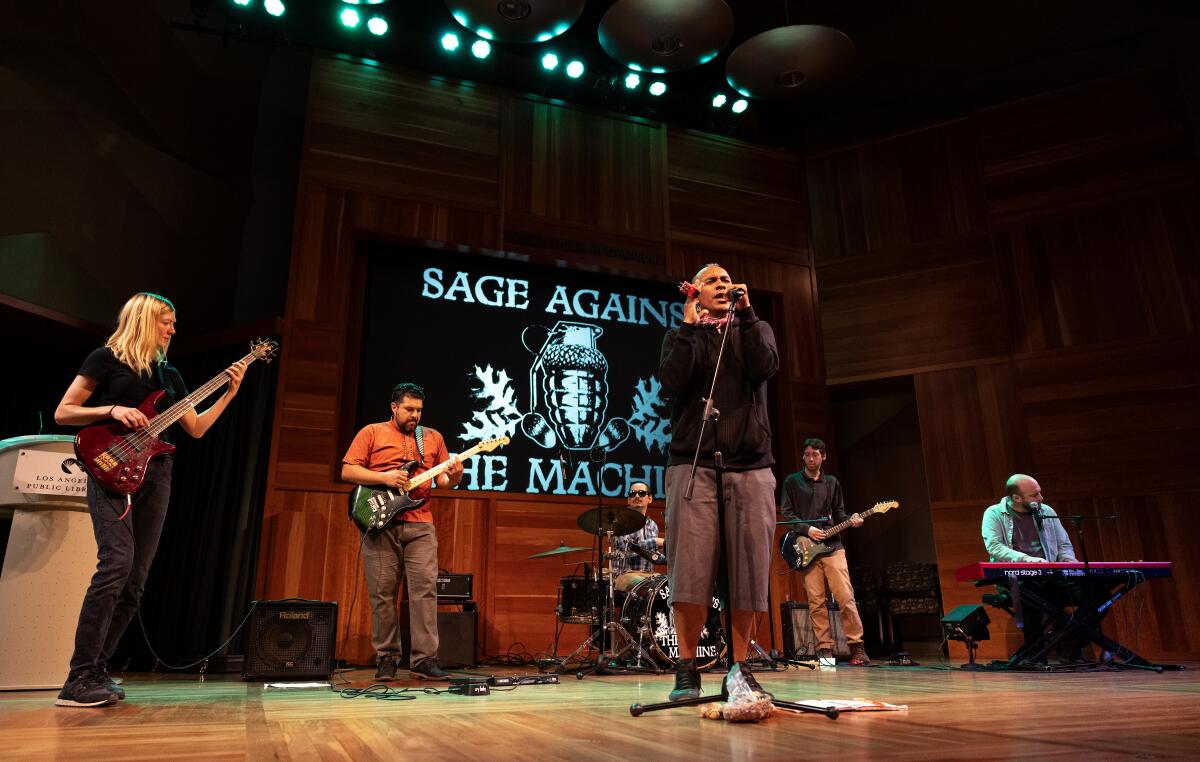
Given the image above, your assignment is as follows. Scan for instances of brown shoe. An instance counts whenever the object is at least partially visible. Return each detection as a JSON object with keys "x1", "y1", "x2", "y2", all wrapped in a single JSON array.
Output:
[
  {"x1": 817, "y1": 648, "x2": 834, "y2": 662},
  {"x1": 849, "y1": 644, "x2": 871, "y2": 666}
]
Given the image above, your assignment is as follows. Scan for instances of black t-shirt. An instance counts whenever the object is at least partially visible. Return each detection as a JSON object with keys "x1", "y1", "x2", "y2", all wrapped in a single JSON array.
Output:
[{"x1": 78, "y1": 346, "x2": 188, "y2": 443}]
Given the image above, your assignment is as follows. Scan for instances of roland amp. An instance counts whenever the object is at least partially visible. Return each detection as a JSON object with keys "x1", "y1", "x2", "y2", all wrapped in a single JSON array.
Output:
[
  {"x1": 781, "y1": 600, "x2": 850, "y2": 659},
  {"x1": 437, "y1": 573, "x2": 473, "y2": 602},
  {"x1": 244, "y1": 600, "x2": 338, "y2": 681}
]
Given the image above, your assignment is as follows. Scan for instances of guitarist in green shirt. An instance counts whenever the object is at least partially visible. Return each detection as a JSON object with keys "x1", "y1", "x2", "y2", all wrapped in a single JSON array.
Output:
[{"x1": 780, "y1": 438, "x2": 871, "y2": 666}]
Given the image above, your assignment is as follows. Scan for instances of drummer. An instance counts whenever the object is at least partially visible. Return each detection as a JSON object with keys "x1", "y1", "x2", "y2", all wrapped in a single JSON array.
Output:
[{"x1": 611, "y1": 482, "x2": 666, "y2": 593}]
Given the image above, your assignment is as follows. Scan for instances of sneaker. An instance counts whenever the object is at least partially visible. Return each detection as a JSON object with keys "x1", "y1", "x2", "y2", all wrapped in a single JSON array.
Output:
[
  {"x1": 410, "y1": 657, "x2": 450, "y2": 681},
  {"x1": 668, "y1": 658, "x2": 701, "y2": 702},
  {"x1": 99, "y1": 667, "x2": 125, "y2": 700},
  {"x1": 817, "y1": 648, "x2": 834, "y2": 662},
  {"x1": 374, "y1": 654, "x2": 398, "y2": 682},
  {"x1": 735, "y1": 662, "x2": 774, "y2": 699},
  {"x1": 55, "y1": 672, "x2": 118, "y2": 708},
  {"x1": 849, "y1": 644, "x2": 872, "y2": 666}
]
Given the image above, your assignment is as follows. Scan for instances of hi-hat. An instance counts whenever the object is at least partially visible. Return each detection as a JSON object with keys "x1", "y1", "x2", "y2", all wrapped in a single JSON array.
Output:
[
  {"x1": 445, "y1": 0, "x2": 586, "y2": 44},
  {"x1": 577, "y1": 505, "x2": 646, "y2": 537},
  {"x1": 598, "y1": 0, "x2": 734, "y2": 73},
  {"x1": 529, "y1": 543, "x2": 590, "y2": 559},
  {"x1": 725, "y1": 25, "x2": 855, "y2": 99}
]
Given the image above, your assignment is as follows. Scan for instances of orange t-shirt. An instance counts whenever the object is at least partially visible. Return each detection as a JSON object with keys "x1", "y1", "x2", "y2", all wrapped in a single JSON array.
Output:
[{"x1": 342, "y1": 419, "x2": 451, "y2": 524}]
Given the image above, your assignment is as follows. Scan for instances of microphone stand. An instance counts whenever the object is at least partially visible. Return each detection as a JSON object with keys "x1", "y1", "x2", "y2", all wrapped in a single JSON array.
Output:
[{"x1": 631, "y1": 305, "x2": 835, "y2": 720}]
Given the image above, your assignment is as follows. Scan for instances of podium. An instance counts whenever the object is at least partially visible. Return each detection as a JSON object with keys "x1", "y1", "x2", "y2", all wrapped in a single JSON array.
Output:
[{"x1": 0, "y1": 435, "x2": 95, "y2": 690}]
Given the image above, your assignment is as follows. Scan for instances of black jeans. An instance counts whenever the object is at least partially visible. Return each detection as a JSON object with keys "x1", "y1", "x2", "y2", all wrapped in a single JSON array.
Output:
[{"x1": 68, "y1": 457, "x2": 172, "y2": 678}]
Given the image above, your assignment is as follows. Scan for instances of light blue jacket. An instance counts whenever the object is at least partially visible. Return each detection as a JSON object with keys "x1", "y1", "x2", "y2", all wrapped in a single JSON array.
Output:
[{"x1": 982, "y1": 498, "x2": 1077, "y2": 563}]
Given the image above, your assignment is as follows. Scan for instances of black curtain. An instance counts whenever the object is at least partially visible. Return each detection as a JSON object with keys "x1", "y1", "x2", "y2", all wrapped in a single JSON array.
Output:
[{"x1": 112, "y1": 339, "x2": 278, "y2": 671}]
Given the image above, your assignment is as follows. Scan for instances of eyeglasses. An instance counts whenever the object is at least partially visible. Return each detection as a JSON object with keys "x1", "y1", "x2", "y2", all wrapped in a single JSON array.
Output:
[{"x1": 628, "y1": 490, "x2": 650, "y2": 498}]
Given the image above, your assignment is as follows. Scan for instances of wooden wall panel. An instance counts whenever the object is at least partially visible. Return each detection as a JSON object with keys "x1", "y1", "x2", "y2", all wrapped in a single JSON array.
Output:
[
  {"x1": 819, "y1": 235, "x2": 1010, "y2": 382},
  {"x1": 667, "y1": 130, "x2": 810, "y2": 262},
  {"x1": 503, "y1": 98, "x2": 666, "y2": 238},
  {"x1": 994, "y1": 191, "x2": 1200, "y2": 353},
  {"x1": 806, "y1": 119, "x2": 986, "y2": 263},
  {"x1": 1016, "y1": 338, "x2": 1200, "y2": 499},
  {"x1": 305, "y1": 56, "x2": 500, "y2": 210},
  {"x1": 976, "y1": 68, "x2": 1196, "y2": 226}
]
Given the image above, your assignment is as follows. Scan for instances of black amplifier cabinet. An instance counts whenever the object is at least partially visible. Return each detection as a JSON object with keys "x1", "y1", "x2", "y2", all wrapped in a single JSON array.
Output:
[{"x1": 437, "y1": 574, "x2": 473, "y2": 601}]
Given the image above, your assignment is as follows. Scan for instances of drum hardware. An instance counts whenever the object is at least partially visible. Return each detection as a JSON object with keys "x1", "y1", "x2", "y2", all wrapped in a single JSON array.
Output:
[{"x1": 556, "y1": 506, "x2": 662, "y2": 677}]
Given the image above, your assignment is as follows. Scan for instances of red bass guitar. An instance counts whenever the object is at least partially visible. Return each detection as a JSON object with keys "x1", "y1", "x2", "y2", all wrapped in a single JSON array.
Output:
[{"x1": 73, "y1": 338, "x2": 278, "y2": 496}]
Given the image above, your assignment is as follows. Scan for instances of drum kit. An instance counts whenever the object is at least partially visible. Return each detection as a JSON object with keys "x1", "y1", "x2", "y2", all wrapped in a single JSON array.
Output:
[{"x1": 528, "y1": 504, "x2": 727, "y2": 674}]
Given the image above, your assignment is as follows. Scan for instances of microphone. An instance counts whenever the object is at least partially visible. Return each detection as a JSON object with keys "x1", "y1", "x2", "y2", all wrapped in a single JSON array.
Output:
[
  {"x1": 1029, "y1": 500, "x2": 1044, "y2": 531},
  {"x1": 726, "y1": 287, "x2": 746, "y2": 304}
]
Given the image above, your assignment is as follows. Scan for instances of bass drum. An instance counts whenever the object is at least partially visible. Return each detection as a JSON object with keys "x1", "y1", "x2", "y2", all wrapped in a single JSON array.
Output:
[{"x1": 620, "y1": 575, "x2": 725, "y2": 669}]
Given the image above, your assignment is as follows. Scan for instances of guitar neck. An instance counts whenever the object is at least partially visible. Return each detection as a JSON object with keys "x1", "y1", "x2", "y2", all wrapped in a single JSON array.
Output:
[
  {"x1": 407, "y1": 441, "x2": 488, "y2": 490},
  {"x1": 144, "y1": 350, "x2": 260, "y2": 437},
  {"x1": 824, "y1": 505, "x2": 882, "y2": 540}
]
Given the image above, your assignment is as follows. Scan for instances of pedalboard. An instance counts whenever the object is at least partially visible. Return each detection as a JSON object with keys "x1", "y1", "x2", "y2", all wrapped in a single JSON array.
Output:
[{"x1": 486, "y1": 674, "x2": 560, "y2": 687}]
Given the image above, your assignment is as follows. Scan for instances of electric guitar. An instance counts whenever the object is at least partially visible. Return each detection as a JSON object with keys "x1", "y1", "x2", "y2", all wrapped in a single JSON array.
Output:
[
  {"x1": 73, "y1": 338, "x2": 279, "y2": 496},
  {"x1": 780, "y1": 500, "x2": 899, "y2": 571},
  {"x1": 348, "y1": 435, "x2": 509, "y2": 534}
]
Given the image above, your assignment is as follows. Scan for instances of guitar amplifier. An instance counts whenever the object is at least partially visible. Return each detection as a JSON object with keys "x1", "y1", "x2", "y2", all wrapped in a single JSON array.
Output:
[
  {"x1": 244, "y1": 600, "x2": 338, "y2": 681},
  {"x1": 781, "y1": 600, "x2": 850, "y2": 659},
  {"x1": 400, "y1": 601, "x2": 477, "y2": 668},
  {"x1": 437, "y1": 574, "x2": 473, "y2": 601}
]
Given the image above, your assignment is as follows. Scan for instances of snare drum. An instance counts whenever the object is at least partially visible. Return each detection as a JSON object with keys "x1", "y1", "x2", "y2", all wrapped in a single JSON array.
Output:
[
  {"x1": 620, "y1": 575, "x2": 725, "y2": 668},
  {"x1": 556, "y1": 575, "x2": 607, "y2": 624}
]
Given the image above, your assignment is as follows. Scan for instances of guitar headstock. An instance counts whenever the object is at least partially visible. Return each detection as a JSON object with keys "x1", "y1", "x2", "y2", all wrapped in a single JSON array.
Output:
[
  {"x1": 479, "y1": 435, "x2": 510, "y2": 452},
  {"x1": 873, "y1": 500, "x2": 900, "y2": 514},
  {"x1": 250, "y1": 338, "x2": 280, "y2": 364}
]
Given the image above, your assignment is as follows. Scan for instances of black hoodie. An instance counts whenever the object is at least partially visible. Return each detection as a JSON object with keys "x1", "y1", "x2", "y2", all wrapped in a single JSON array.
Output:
[{"x1": 658, "y1": 307, "x2": 778, "y2": 470}]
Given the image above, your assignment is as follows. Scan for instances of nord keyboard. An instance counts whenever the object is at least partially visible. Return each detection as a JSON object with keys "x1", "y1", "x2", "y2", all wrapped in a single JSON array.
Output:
[{"x1": 955, "y1": 561, "x2": 1172, "y2": 582}]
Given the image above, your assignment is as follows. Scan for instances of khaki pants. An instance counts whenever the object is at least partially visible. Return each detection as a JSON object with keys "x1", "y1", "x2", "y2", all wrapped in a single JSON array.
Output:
[
  {"x1": 800, "y1": 548, "x2": 865, "y2": 649},
  {"x1": 361, "y1": 521, "x2": 439, "y2": 665}
]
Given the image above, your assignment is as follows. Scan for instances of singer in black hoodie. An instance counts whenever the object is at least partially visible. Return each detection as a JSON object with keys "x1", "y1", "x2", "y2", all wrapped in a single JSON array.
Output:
[{"x1": 658, "y1": 263, "x2": 779, "y2": 701}]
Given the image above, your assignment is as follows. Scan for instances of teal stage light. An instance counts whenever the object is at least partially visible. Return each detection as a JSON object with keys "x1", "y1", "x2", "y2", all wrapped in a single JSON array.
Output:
[
  {"x1": 648, "y1": 81, "x2": 666, "y2": 96},
  {"x1": 264, "y1": 0, "x2": 285, "y2": 17},
  {"x1": 367, "y1": 16, "x2": 388, "y2": 35},
  {"x1": 565, "y1": 60, "x2": 584, "y2": 79},
  {"x1": 542, "y1": 53, "x2": 560, "y2": 71},
  {"x1": 442, "y1": 33, "x2": 460, "y2": 51},
  {"x1": 731, "y1": 99, "x2": 748, "y2": 114},
  {"x1": 624, "y1": 73, "x2": 640, "y2": 89},
  {"x1": 339, "y1": 7, "x2": 360, "y2": 27},
  {"x1": 712, "y1": 93, "x2": 727, "y2": 108},
  {"x1": 232, "y1": 0, "x2": 251, "y2": 6},
  {"x1": 471, "y1": 39, "x2": 492, "y2": 59}
]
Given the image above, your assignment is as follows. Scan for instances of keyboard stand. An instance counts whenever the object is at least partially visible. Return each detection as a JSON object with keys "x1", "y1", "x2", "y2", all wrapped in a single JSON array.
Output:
[{"x1": 1001, "y1": 576, "x2": 1183, "y2": 672}]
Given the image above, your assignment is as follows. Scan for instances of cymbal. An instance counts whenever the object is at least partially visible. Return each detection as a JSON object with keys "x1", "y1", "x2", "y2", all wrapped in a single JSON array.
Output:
[
  {"x1": 529, "y1": 543, "x2": 590, "y2": 559},
  {"x1": 577, "y1": 505, "x2": 646, "y2": 537}
]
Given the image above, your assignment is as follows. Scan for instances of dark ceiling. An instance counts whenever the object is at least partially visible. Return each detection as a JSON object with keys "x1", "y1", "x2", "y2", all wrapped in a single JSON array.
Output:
[{"x1": 169, "y1": 1, "x2": 1198, "y2": 148}]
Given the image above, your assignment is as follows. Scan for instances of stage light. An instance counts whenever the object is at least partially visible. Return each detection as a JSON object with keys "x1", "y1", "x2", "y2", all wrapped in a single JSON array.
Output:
[
  {"x1": 942, "y1": 605, "x2": 991, "y2": 668},
  {"x1": 441, "y1": 33, "x2": 460, "y2": 51},
  {"x1": 542, "y1": 53, "x2": 559, "y2": 71},
  {"x1": 648, "y1": 81, "x2": 666, "y2": 96},
  {"x1": 731, "y1": 98, "x2": 748, "y2": 114},
  {"x1": 712, "y1": 93, "x2": 727, "y2": 108},
  {"x1": 232, "y1": 0, "x2": 251, "y2": 6},
  {"x1": 453, "y1": 11, "x2": 468, "y2": 26},
  {"x1": 628, "y1": 63, "x2": 643, "y2": 72},
  {"x1": 536, "y1": 33, "x2": 553, "y2": 42},
  {"x1": 264, "y1": 0, "x2": 285, "y2": 17},
  {"x1": 624, "y1": 73, "x2": 640, "y2": 90},
  {"x1": 477, "y1": 27, "x2": 493, "y2": 40},
  {"x1": 339, "y1": 7, "x2": 360, "y2": 27},
  {"x1": 471, "y1": 39, "x2": 491, "y2": 59},
  {"x1": 367, "y1": 16, "x2": 387, "y2": 35},
  {"x1": 566, "y1": 60, "x2": 584, "y2": 79}
]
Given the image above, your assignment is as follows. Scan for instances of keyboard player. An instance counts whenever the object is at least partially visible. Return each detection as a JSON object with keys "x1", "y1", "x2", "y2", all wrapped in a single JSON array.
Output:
[{"x1": 981, "y1": 474, "x2": 1104, "y2": 662}]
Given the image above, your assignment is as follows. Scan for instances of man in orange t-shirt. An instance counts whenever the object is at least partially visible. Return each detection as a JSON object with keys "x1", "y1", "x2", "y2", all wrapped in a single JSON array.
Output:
[{"x1": 342, "y1": 382, "x2": 462, "y2": 681}]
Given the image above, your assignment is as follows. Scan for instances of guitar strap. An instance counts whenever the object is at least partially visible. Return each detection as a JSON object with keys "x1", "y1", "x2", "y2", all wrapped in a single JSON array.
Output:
[{"x1": 414, "y1": 425, "x2": 425, "y2": 465}]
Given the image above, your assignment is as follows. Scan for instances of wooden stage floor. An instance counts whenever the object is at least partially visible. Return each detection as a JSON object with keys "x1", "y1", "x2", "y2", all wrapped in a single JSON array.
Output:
[{"x1": 3, "y1": 662, "x2": 1198, "y2": 760}]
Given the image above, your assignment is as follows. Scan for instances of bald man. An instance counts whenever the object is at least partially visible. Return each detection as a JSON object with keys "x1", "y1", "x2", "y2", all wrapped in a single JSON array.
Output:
[
  {"x1": 982, "y1": 474, "x2": 1076, "y2": 564},
  {"x1": 982, "y1": 474, "x2": 1095, "y2": 662}
]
